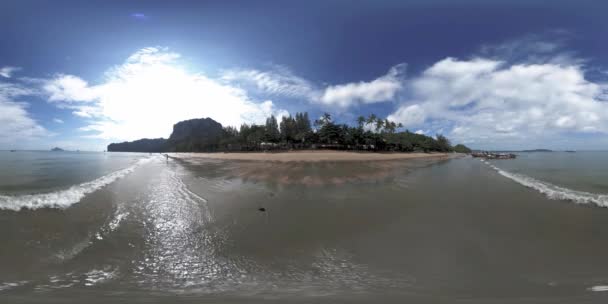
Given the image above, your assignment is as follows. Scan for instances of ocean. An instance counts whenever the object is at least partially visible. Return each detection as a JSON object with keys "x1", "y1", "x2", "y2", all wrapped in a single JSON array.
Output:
[{"x1": 1, "y1": 151, "x2": 608, "y2": 303}]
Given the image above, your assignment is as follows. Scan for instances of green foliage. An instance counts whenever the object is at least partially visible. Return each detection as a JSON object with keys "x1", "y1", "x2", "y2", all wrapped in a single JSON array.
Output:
[
  {"x1": 318, "y1": 122, "x2": 342, "y2": 144},
  {"x1": 264, "y1": 115, "x2": 281, "y2": 142},
  {"x1": 435, "y1": 134, "x2": 452, "y2": 152},
  {"x1": 109, "y1": 112, "x2": 467, "y2": 153},
  {"x1": 453, "y1": 144, "x2": 472, "y2": 153},
  {"x1": 228, "y1": 112, "x2": 460, "y2": 152},
  {"x1": 314, "y1": 112, "x2": 332, "y2": 128},
  {"x1": 356, "y1": 115, "x2": 366, "y2": 129}
]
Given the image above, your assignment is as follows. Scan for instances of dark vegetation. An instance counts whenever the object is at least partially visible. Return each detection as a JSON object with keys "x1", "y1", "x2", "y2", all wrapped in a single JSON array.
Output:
[
  {"x1": 453, "y1": 144, "x2": 473, "y2": 153},
  {"x1": 107, "y1": 138, "x2": 167, "y2": 153},
  {"x1": 108, "y1": 112, "x2": 471, "y2": 153}
]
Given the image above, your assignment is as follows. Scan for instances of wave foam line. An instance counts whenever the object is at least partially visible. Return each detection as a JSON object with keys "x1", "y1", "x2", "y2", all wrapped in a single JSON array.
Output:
[
  {"x1": 487, "y1": 164, "x2": 608, "y2": 207},
  {"x1": 0, "y1": 158, "x2": 152, "y2": 211}
]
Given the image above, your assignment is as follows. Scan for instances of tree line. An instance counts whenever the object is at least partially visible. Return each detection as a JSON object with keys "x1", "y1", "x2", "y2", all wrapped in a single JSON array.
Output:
[{"x1": 218, "y1": 112, "x2": 471, "y2": 153}]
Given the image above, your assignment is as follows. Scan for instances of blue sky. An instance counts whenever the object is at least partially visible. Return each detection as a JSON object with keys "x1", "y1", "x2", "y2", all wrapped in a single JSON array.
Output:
[{"x1": 1, "y1": 0, "x2": 608, "y2": 151}]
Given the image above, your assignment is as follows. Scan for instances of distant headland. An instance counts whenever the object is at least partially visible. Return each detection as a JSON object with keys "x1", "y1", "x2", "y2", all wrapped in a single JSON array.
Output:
[
  {"x1": 521, "y1": 149, "x2": 553, "y2": 152},
  {"x1": 50, "y1": 147, "x2": 65, "y2": 152},
  {"x1": 107, "y1": 112, "x2": 472, "y2": 154}
]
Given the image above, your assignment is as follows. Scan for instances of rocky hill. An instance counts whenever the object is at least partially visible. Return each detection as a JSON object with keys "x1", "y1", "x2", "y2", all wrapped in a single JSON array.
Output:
[
  {"x1": 107, "y1": 117, "x2": 224, "y2": 152},
  {"x1": 107, "y1": 138, "x2": 167, "y2": 152},
  {"x1": 169, "y1": 118, "x2": 223, "y2": 152}
]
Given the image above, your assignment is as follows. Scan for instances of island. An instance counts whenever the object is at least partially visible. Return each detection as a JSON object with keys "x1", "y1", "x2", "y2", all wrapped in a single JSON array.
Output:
[
  {"x1": 50, "y1": 147, "x2": 65, "y2": 152},
  {"x1": 108, "y1": 112, "x2": 472, "y2": 156},
  {"x1": 521, "y1": 149, "x2": 553, "y2": 152}
]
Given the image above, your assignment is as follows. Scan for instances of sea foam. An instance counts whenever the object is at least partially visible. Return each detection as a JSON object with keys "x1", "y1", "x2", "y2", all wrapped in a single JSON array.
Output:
[
  {"x1": 0, "y1": 157, "x2": 152, "y2": 211},
  {"x1": 487, "y1": 163, "x2": 608, "y2": 208},
  {"x1": 589, "y1": 285, "x2": 608, "y2": 292}
]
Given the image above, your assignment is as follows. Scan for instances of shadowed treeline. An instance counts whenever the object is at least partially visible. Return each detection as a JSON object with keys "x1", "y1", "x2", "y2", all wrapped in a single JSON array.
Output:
[{"x1": 108, "y1": 112, "x2": 472, "y2": 153}]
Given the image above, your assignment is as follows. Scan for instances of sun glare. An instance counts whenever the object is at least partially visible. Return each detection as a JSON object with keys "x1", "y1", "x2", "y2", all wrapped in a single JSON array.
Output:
[{"x1": 48, "y1": 48, "x2": 287, "y2": 141}]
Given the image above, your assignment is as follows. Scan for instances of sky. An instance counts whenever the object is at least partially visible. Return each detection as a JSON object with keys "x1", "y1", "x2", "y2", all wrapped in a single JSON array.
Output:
[{"x1": 1, "y1": 0, "x2": 608, "y2": 151}]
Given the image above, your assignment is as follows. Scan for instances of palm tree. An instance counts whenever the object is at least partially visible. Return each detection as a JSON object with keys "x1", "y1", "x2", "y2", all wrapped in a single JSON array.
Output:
[
  {"x1": 366, "y1": 114, "x2": 377, "y2": 127},
  {"x1": 314, "y1": 112, "x2": 332, "y2": 128},
  {"x1": 375, "y1": 119, "x2": 384, "y2": 133},
  {"x1": 384, "y1": 119, "x2": 396, "y2": 134},
  {"x1": 383, "y1": 119, "x2": 392, "y2": 133},
  {"x1": 356, "y1": 115, "x2": 366, "y2": 129}
]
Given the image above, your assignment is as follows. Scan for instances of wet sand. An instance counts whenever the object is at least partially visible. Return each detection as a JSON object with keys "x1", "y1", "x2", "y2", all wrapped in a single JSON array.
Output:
[
  {"x1": 170, "y1": 150, "x2": 456, "y2": 162},
  {"x1": 170, "y1": 151, "x2": 458, "y2": 186}
]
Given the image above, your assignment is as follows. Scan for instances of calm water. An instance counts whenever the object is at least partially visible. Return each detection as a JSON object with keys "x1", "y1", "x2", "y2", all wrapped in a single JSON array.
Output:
[
  {"x1": 1, "y1": 151, "x2": 608, "y2": 303},
  {"x1": 0, "y1": 151, "x2": 148, "y2": 195},
  {"x1": 488, "y1": 151, "x2": 608, "y2": 195}
]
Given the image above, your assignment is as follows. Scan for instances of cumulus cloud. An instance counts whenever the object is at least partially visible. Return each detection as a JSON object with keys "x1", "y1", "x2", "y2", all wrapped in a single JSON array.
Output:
[
  {"x1": 319, "y1": 64, "x2": 406, "y2": 107},
  {"x1": 389, "y1": 104, "x2": 426, "y2": 127},
  {"x1": 43, "y1": 47, "x2": 288, "y2": 141},
  {"x1": 45, "y1": 74, "x2": 98, "y2": 102},
  {"x1": 0, "y1": 83, "x2": 49, "y2": 145},
  {"x1": 222, "y1": 63, "x2": 407, "y2": 108},
  {"x1": 18, "y1": 37, "x2": 608, "y2": 149},
  {"x1": 388, "y1": 57, "x2": 608, "y2": 147},
  {"x1": 0, "y1": 66, "x2": 22, "y2": 78},
  {"x1": 53, "y1": 118, "x2": 64, "y2": 124}
]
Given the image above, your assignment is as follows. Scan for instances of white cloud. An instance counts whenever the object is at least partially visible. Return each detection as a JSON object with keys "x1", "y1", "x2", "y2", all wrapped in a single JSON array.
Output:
[
  {"x1": 0, "y1": 83, "x2": 49, "y2": 145},
  {"x1": 478, "y1": 32, "x2": 583, "y2": 66},
  {"x1": 0, "y1": 66, "x2": 22, "y2": 78},
  {"x1": 43, "y1": 47, "x2": 288, "y2": 141},
  {"x1": 388, "y1": 104, "x2": 426, "y2": 127},
  {"x1": 388, "y1": 57, "x2": 608, "y2": 147},
  {"x1": 319, "y1": 64, "x2": 406, "y2": 107},
  {"x1": 222, "y1": 63, "x2": 407, "y2": 108},
  {"x1": 221, "y1": 65, "x2": 316, "y2": 99},
  {"x1": 53, "y1": 118, "x2": 64, "y2": 124},
  {"x1": 44, "y1": 74, "x2": 98, "y2": 102},
  {"x1": 23, "y1": 40, "x2": 608, "y2": 149}
]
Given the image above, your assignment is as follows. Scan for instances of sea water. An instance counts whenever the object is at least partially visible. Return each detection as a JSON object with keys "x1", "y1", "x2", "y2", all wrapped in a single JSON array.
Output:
[{"x1": 1, "y1": 151, "x2": 608, "y2": 303}]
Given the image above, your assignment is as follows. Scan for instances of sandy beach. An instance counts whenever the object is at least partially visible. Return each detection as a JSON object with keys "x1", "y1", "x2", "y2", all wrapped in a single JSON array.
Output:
[{"x1": 169, "y1": 150, "x2": 456, "y2": 162}]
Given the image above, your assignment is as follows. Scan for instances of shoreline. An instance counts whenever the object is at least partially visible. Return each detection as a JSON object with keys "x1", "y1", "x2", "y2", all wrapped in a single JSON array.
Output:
[{"x1": 169, "y1": 150, "x2": 460, "y2": 162}]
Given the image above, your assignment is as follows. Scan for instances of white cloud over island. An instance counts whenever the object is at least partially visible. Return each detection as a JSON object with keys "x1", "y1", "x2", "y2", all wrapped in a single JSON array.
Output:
[
  {"x1": 221, "y1": 63, "x2": 406, "y2": 107},
  {"x1": 221, "y1": 50, "x2": 608, "y2": 148},
  {"x1": 387, "y1": 57, "x2": 608, "y2": 146},
  {"x1": 44, "y1": 47, "x2": 288, "y2": 141},
  {"x1": 2, "y1": 38, "x2": 608, "y2": 149},
  {"x1": 319, "y1": 64, "x2": 406, "y2": 107}
]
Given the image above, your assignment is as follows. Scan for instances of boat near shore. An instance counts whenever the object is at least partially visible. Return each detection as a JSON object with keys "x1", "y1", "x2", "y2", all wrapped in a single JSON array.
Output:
[{"x1": 471, "y1": 152, "x2": 517, "y2": 159}]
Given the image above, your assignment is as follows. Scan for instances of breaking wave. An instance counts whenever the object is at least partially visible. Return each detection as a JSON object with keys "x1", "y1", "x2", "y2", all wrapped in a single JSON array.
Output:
[
  {"x1": 487, "y1": 163, "x2": 608, "y2": 207},
  {"x1": 0, "y1": 157, "x2": 152, "y2": 211}
]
